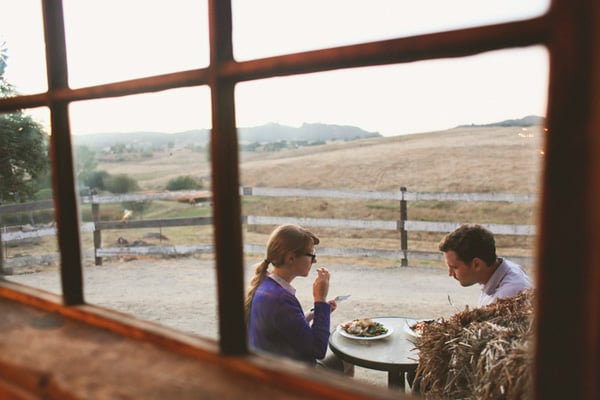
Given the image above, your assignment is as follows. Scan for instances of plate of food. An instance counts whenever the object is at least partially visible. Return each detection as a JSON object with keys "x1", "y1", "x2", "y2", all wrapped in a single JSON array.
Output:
[
  {"x1": 403, "y1": 318, "x2": 435, "y2": 340},
  {"x1": 338, "y1": 317, "x2": 393, "y2": 340}
]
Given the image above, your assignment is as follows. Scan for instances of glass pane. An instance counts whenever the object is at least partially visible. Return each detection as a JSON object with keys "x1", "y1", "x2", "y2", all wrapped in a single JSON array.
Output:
[
  {"x1": 9, "y1": 89, "x2": 217, "y2": 339},
  {"x1": 70, "y1": 88, "x2": 216, "y2": 338},
  {"x1": 63, "y1": 0, "x2": 209, "y2": 88},
  {"x1": 0, "y1": 0, "x2": 47, "y2": 94},
  {"x1": 1, "y1": 108, "x2": 61, "y2": 289},
  {"x1": 69, "y1": 86, "x2": 211, "y2": 135},
  {"x1": 232, "y1": 0, "x2": 550, "y2": 60},
  {"x1": 236, "y1": 47, "x2": 548, "y2": 136},
  {"x1": 238, "y1": 47, "x2": 546, "y2": 385}
]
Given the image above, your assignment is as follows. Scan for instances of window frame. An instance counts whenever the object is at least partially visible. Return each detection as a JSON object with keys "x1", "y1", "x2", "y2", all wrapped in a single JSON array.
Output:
[{"x1": 0, "y1": 1, "x2": 599, "y2": 399}]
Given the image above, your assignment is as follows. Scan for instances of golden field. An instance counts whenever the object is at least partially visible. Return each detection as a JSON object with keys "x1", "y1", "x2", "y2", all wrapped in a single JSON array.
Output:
[{"x1": 94, "y1": 125, "x2": 544, "y2": 266}]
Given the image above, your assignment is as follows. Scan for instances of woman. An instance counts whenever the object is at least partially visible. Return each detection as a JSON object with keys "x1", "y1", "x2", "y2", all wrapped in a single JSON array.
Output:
[{"x1": 245, "y1": 224, "x2": 351, "y2": 374}]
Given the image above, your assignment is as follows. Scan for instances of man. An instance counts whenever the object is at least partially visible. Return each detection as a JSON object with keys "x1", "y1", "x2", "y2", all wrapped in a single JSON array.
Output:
[{"x1": 439, "y1": 224, "x2": 532, "y2": 307}]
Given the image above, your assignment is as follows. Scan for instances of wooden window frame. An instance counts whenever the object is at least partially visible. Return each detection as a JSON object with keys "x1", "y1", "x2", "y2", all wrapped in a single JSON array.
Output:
[{"x1": 1, "y1": 1, "x2": 599, "y2": 399}]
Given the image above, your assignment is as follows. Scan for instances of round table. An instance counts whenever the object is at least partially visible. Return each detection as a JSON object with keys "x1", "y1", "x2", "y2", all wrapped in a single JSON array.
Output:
[{"x1": 328, "y1": 316, "x2": 421, "y2": 389}]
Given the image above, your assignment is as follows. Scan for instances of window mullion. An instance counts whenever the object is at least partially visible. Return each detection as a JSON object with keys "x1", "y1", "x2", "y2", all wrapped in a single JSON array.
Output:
[
  {"x1": 42, "y1": 0, "x2": 84, "y2": 305},
  {"x1": 208, "y1": 0, "x2": 247, "y2": 355}
]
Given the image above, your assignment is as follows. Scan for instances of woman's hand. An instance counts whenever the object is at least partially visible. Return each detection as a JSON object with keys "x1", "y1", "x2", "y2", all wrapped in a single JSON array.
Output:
[
  {"x1": 313, "y1": 267, "x2": 330, "y2": 303},
  {"x1": 327, "y1": 299, "x2": 338, "y2": 313}
]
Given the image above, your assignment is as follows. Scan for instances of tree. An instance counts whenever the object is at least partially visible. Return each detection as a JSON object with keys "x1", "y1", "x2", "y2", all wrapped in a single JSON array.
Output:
[
  {"x1": 73, "y1": 145, "x2": 111, "y2": 192},
  {"x1": 0, "y1": 42, "x2": 50, "y2": 203},
  {"x1": 83, "y1": 170, "x2": 109, "y2": 191},
  {"x1": 74, "y1": 145, "x2": 98, "y2": 186}
]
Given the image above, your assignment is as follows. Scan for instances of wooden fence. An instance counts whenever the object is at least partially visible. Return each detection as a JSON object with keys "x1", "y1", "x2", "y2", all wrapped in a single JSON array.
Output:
[{"x1": 0, "y1": 187, "x2": 536, "y2": 272}]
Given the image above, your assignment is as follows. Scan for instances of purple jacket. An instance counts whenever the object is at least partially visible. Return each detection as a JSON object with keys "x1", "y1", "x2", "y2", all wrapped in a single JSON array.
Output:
[{"x1": 248, "y1": 277, "x2": 331, "y2": 365}]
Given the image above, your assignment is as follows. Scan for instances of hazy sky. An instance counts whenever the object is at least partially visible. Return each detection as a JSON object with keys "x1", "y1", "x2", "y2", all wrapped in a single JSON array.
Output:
[{"x1": 1, "y1": 0, "x2": 550, "y2": 137}]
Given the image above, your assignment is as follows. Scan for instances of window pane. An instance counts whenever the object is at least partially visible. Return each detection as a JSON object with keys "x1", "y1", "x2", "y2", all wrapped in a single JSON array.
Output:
[
  {"x1": 8, "y1": 90, "x2": 219, "y2": 339},
  {"x1": 0, "y1": 0, "x2": 47, "y2": 94},
  {"x1": 237, "y1": 48, "x2": 545, "y2": 384},
  {"x1": 69, "y1": 86, "x2": 211, "y2": 135},
  {"x1": 236, "y1": 47, "x2": 548, "y2": 136},
  {"x1": 69, "y1": 89, "x2": 217, "y2": 338},
  {"x1": 63, "y1": 0, "x2": 210, "y2": 88},
  {"x1": 232, "y1": 0, "x2": 550, "y2": 60},
  {"x1": 2, "y1": 108, "x2": 61, "y2": 289}
]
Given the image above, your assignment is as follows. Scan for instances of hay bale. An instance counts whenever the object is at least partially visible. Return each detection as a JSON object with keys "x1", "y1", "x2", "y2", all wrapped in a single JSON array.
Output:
[{"x1": 414, "y1": 290, "x2": 534, "y2": 399}]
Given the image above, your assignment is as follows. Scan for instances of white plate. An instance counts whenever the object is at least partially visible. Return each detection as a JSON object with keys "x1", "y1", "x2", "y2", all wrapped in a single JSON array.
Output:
[
  {"x1": 402, "y1": 318, "x2": 434, "y2": 341},
  {"x1": 402, "y1": 320, "x2": 421, "y2": 340},
  {"x1": 337, "y1": 320, "x2": 393, "y2": 340}
]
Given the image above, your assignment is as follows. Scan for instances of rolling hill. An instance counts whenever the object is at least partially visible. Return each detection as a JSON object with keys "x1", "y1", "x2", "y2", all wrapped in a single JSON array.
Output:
[
  {"x1": 73, "y1": 122, "x2": 380, "y2": 149},
  {"x1": 238, "y1": 125, "x2": 544, "y2": 194},
  {"x1": 95, "y1": 122, "x2": 544, "y2": 197}
]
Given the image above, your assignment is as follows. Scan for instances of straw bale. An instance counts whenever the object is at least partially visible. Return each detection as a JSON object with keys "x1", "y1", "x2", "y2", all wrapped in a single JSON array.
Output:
[{"x1": 414, "y1": 290, "x2": 534, "y2": 399}]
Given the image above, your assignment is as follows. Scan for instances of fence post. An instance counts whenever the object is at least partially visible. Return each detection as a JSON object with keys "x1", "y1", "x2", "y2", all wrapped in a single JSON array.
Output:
[
  {"x1": 92, "y1": 201, "x2": 102, "y2": 266},
  {"x1": 400, "y1": 187, "x2": 408, "y2": 267},
  {"x1": 242, "y1": 187, "x2": 255, "y2": 232}
]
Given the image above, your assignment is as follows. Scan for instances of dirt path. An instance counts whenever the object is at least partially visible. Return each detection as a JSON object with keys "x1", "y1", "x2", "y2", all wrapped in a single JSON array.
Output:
[{"x1": 7, "y1": 257, "x2": 482, "y2": 387}]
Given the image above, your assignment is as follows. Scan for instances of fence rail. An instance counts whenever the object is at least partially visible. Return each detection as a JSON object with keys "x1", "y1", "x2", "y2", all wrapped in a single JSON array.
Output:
[
  {"x1": 1, "y1": 187, "x2": 536, "y2": 271},
  {"x1": 240, "y1": 186, "x2": 537, "y2": 203}
]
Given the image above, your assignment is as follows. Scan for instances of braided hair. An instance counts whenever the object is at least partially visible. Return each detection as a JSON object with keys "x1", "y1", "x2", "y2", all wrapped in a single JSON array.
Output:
[{"x1": 244, "y1": 224, "x2": 320, "y2": 322}]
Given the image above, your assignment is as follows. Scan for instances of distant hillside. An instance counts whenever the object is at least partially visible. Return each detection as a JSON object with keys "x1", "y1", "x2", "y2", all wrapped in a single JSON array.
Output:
[
  {"x1": 72, "y1": 123, "x2": 380, "y2": 149},
  {"x1": 238, "y1": 123, "x2": 380, "y2": 143},
  {"x1": 457, "y1": 115, "x2": 545, "y2": 128},
  {"x1": 73, "y1": 131, "x2": 203, "y2": 149},
  {"x1": 93, "y1": 122, "x2": 544, "y2": 206},
  {"x1": 239, "y1": 125, "x2": 544, "y2": 194}
]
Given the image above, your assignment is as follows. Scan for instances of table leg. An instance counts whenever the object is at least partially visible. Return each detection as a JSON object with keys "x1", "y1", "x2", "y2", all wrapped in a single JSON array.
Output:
[
  {"x1": 388, "y1": 365, "x2": 418, "y2": 391},
  {"x1": 407, "y1": 369, "x2": 417, "y2": 387},
  {"x1": 387, "y1": 368, "x2": 405, "y2": 389}
]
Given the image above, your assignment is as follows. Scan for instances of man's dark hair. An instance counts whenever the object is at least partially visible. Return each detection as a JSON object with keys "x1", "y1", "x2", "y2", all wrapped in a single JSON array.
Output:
[{"x1": 438, "y1": 224, "x2": 497, "y2": 265}]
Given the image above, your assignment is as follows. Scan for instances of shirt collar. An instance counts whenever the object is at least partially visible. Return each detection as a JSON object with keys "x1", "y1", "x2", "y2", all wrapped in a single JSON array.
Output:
[
  {"x1": 268, "y1": 272, "x2": 296, "y2": 296},
  {"x1": 481, "y1": 258, "x2": 507, "y2": 296}
]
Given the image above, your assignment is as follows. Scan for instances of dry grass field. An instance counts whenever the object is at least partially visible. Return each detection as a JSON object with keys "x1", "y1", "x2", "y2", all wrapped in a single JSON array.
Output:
[
  {"x1": 88, "y1": 125, "x2": 544, "y2": 265},
  {"x1": 239, "y1": 125, "x2": 543, "y2": 193},
  {"x1": 96, "y1": 125, "x2": 544, "y2": 194}
]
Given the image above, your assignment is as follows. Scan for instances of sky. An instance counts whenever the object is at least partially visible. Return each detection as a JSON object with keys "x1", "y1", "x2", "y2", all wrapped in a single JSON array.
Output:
[{"x1": 1, "y1": 0, "x2": 550, "y2": 137}]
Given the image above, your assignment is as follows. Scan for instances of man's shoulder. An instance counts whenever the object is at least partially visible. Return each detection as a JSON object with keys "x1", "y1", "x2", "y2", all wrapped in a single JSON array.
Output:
[
  {"x1": 498, "y1": 259, "x2": 532, "y2": 289},
  {"x1": 500, "y1": 258, "x2": 528, "y2": 275},
  {"x1": 505, "y1": 258, "x2": 521, "y2": 266}
]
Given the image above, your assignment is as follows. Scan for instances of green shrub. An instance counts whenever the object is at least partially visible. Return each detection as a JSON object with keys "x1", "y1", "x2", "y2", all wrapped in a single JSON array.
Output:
[
  {"x1": 105, "y1": 174, "x2": 140, "y2": 194},
  {"x1": 166, "y1": 175, "x2": 203, "y2": 191}
]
